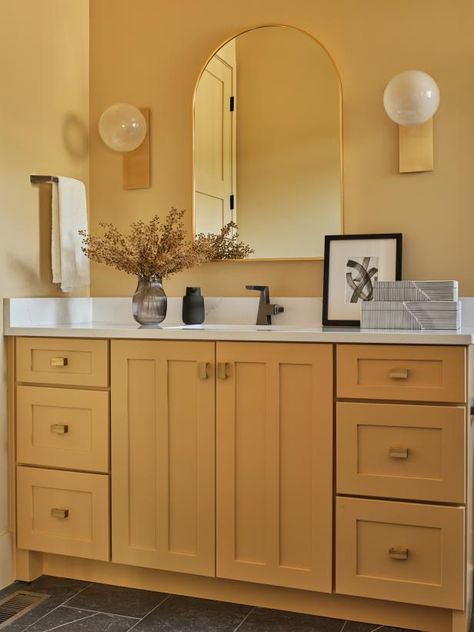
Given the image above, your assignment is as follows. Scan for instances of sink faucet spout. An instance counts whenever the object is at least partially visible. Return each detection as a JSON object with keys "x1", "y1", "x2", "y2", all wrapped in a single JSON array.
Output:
[{"x1": 245, "y1": 285, "x2": 285, "y2": 326}]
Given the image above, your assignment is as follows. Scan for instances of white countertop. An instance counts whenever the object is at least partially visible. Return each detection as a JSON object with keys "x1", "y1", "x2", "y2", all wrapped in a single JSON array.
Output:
[
  {"x1": 4, "y1": 297, "x2": 474, "y2": 345},
  {"x1": 5, "y1": 321, "x2": 474, "y2": 344}
]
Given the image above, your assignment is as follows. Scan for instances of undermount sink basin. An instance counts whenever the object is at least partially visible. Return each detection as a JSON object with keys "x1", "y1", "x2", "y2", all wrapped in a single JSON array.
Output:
[{"x1": 163, "y1": 323, "x2": 311, "y2": 332}]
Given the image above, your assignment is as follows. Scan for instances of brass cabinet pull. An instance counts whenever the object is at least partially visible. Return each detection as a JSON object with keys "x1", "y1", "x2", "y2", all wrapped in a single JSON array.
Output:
[
  {"x1": 389, "y1": 546, "x2": 409, "y2": 560},
  {"x1": 51, "y1": 357, "x2": 68, "y2": 368},
  {"x1": 51, "y1": 424, "x2": 69, "y2": 435},
  {"x1": 388, "y1": 367, "x2": 409, "y2": 380},
  {"x1": 389, "y1": 447, "x2": 409, "y2": 459},
  {"x1": 51, "y1": 508, "x2": 69, "y2": 520},
  {"x1": 198, "y1": 362, "x2": 210, "y2": 380},
  {"x1": 217, "y1": 362, "x2": 230, "y2": 380}
]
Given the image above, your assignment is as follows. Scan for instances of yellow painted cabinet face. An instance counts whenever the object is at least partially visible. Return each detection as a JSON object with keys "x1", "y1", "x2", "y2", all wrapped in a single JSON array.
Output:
[
  {"x1": 17, "y1": 466, "x2": 110, "y2": 561},
  {"x1": 336, "y1": 402, "x2": 466, "y2": 503},
  {"x1": 17, "y1": 386, "x2": 109, "y2": 473},
  {"x1": 111, "y1": 340, "x2": 215, "y2": 577},
  {"x1": 16, "y1": 337, "x2": 109, "y2": 388},
  {"x1": 337, "y1": 344, "x2": 466, "y2": 403},
  {"x1": 216, "y1": 342, "x2": 333, "y2": 592},
  {"x1": 336, "y1": 497, "x2": 465, "y2": 610}
]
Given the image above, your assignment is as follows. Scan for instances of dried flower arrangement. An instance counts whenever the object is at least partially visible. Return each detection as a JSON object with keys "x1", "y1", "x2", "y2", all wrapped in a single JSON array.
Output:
[{"x1": 79, "y1": 207, "x2": 253, "y2": 279}]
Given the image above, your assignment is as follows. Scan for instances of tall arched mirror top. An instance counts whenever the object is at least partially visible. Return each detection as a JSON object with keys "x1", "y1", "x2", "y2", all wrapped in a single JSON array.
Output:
[{"x1": 193, "y1": 25, "x2": 342, "y2": 260}]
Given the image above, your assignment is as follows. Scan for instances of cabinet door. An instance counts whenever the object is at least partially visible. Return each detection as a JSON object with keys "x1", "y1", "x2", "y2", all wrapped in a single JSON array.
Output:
[
  {"x1": 216, "y1": 342, "x2": 333, "y2": 592},
  {"x1": 111, "y1": 340, "x2": 215, "y2": 576}
]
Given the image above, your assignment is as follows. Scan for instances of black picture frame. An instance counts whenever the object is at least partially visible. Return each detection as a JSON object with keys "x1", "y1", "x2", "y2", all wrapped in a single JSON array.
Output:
[{"x1": 322, "y1": 233, "x2": 403, "y2": 327}]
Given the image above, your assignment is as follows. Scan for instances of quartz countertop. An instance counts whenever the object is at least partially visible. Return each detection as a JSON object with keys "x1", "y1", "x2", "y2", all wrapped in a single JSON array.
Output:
[{"x1": 4, "y1": 297, "x2": 474, "y2": 345}]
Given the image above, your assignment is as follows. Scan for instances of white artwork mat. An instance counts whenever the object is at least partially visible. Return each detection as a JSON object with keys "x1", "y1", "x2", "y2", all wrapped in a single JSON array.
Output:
[{"x1": 327, "y1": 238, "x2": 398, "y2": 321}]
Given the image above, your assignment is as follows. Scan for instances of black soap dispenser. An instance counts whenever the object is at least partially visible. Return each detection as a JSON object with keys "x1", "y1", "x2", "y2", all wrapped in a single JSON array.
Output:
[{"x1": 182, "y1": 287, "x2": 205, "y2": 325}]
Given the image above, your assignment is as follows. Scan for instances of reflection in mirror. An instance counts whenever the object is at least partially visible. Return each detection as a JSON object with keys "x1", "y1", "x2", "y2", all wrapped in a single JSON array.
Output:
[{"x1": 193, "y1": 25, "x2": 342, "y2": 260}]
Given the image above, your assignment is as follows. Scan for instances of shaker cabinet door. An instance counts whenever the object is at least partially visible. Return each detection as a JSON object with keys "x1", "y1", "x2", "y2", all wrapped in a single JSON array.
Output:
[
  {"x1": 111, "y1": 340, "x2": 215, "y2": 576},
  {"x1": 216, "y1": 342, "x2": 333, "y2": 592}
]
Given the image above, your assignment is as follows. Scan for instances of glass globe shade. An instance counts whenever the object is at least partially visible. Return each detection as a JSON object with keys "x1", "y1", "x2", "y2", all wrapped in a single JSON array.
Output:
[
  {"x1": 98, "y1": 103, "x2": 147, "y2": 152},
  {"x1": 383, "y1": 70, "x2": 440, "y2": 126}
]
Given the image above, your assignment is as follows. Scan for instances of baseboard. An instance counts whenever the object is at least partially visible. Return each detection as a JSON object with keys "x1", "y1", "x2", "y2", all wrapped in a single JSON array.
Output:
[
  {"x1": 42, "y1": 553, "x2": 456, "y2": 632},
  {"x1": 0, "y1": 531, "x2": 14, "y2": 589}
]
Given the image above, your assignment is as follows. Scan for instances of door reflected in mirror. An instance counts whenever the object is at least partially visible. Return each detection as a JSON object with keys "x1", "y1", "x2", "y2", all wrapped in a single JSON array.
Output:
[{"x1": 193, "y1": 25, "x2": 342, "y2": 260}]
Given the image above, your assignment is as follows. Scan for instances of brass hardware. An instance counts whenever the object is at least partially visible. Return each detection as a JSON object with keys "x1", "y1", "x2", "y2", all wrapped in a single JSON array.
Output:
[
  {"x1": 51, "y1": 508, "x2": 69, "y2": 520},
  {"x1": 399, "y1": 118, "x2": 434, "y2": 174},
  {"x1": 50, "y1": 357, "x2": 68, "y2": 368},
  {"x1": 217, "y1": 362, "x2": 230, "y2": 380},
  {"x1": 389, "y1": 546, "x2": 409, "y2": 560},
  {"x1": 50, "y1": 424, "x2": 69, "y2": 435},
  {"x1": 388, "y1": 367, "x2": 409, "y2": 380},
  {"x1": 198, "y1": 362, "x2": 210, "y2": 380},
  {"x1": 389, "y1": 447, "x2": 409, "y2": 459}
]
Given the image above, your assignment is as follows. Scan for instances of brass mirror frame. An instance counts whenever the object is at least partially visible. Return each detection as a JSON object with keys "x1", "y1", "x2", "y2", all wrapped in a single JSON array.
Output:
[{"x1": 191, "y1": 24, "x2": 344, "y2": 262}]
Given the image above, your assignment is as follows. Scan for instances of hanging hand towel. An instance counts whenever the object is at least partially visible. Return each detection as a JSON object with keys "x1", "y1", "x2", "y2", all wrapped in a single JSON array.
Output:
[{"x1": 51, "y1": 176, "x2": 90, "y2": 292}]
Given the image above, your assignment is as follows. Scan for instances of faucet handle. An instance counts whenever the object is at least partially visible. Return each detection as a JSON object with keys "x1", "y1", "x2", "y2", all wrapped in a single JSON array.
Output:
[{"x1": 245, "y1": 285, "x2": 268, "y2": 293}]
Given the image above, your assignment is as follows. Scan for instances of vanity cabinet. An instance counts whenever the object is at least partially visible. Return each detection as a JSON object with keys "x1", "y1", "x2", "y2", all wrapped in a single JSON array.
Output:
[
  {"x1": 110, "y1": 340, "x2": 333, "y2": 588},
  {"x1": 216, "y1": 342, "x2": 333, "y2": 592},
  {"x1": 15, "y1": 338, "x2": 110, "y2": 561},
  {"x1": 335, "y1": 344, "x2": 468, "y2": 611},
  {"x1": 10, "y1": 336, "x2": 472, "y2": 632}
]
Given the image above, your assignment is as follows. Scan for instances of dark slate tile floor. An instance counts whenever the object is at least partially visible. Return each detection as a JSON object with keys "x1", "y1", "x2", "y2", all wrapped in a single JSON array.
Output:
[{"x1": 0, "y1": 576, "x2": 421, "y2": 631}]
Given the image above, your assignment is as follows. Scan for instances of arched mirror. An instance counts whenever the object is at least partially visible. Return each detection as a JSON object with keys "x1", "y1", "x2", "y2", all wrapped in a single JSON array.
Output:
[{"x1": 193, "y1": 25, "x2": 342, "y2": 260}]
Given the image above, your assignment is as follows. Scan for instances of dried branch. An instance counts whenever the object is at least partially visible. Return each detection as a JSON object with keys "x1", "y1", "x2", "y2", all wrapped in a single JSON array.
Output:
[{"x1": 79, "y1": 208, "x2": 253, "y2": 279}]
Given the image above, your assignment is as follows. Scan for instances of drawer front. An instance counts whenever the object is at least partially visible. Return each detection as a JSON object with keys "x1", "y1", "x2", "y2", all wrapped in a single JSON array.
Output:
[
  {"x1": 16, "y1": 338, "x2": 109, "y2": 387},
  {"x1": 17, "y1": 466, "x2": 109, "y2": 561},
  {"x1": 337, "y1": 344, "x2": 466, "y2": 403},
  {"x1": 17, "y1": 386, "x2": 109, "y2": 473},
  {"x1": 337, "y1": 402, "x2": 466, "y2": 503},
  {"x1": 336, "y1": 497, "x2": 465, "y2": 609}
]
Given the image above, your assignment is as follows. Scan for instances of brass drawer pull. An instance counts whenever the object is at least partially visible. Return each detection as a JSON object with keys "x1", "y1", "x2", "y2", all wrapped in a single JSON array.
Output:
[
  {"x1": 388, "y1": 367, "x2": 409, "y2": 380},
  {"x1": 389, "y1": 546, "x2": 409, "y2": 560},
  {"x1": 217, "y1": 362, "x2": 230, "y2": 380},
  {"x1": 51, "y1": 508, "x2": 69, "y2": 520},
  {"x1": 389, "y1": 447, "x2": 409, "y2": 459},
  {"x1": 198, "y1": 362, "x2": 210, "y2": 380},
  {"x1": 50, "y1": 424, "x2": 69, "y2": 435},
  {"x1": 51, "y1": 357, "x2": 68, "y2": 368}
]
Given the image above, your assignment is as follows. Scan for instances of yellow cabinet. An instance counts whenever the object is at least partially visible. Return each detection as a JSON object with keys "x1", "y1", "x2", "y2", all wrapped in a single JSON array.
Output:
[
  {"x1": 337, "y1": 344, "x2": 466, "y2": 403},
  {"x1": 336, "y1": 402, "x2": 466, "y2": 503},
  {"x1": 216, "y1": 342, "x2": 333, "y2": 592},
  {"x1": 16, "y1": 337, "x2": 109, "y2": 388},
  {"x1": 17, "y1": 386, "x2": 109, "y2": 473},
  {"x1": 111, "y1": 340, "x2": 216, "y2": 576},
  {"x1": 17, "y1": 466, "x2": 110, "y2": 561},
  {"x1": 336, "y1": 496, "x2": 465, "y2": 609}
]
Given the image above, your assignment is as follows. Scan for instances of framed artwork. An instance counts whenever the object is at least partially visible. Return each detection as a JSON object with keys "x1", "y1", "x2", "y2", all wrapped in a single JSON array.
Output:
[{"x1": 322, "y1": 233, "x2": 403, "y2": 326}]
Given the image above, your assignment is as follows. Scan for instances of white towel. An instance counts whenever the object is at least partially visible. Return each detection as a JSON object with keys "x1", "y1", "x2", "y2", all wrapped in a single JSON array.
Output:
[{"x1": 51, "y1": 176, "x2": 90, "y2": 293}]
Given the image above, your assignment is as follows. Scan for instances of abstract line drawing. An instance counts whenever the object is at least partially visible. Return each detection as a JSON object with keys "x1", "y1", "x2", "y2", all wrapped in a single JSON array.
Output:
[{"x1": 345, "y1": 256, "x2": 378, "y2": 303}]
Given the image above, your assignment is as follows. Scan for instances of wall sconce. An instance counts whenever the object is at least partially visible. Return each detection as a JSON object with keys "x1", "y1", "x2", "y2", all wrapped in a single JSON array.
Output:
[
  {"x1": 98, "y1": 103, "x2": 151, "y2": 189},
  {"x1": 383, "y1": 70, "x2": 440, "y2": 173}
]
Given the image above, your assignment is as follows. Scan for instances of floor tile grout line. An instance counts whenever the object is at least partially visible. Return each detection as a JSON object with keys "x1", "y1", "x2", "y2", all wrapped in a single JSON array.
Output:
[
  {"x1": 31, "y1": 612, "x2": 97, "y2": 632},
  {"x1": 339, "y1": 621, "x2": 348, "y2": 632},
  {"x1": 20, "y1": 582, "x2": 94, "y2": 632},
  {"x1": 61, "y1": 604, "x2": 141, "y2": 620},
  {"x1": 232, "y1": 606, "x2": 256, "y2": 632},
  {"x1": 127, "y1": 594, "x2": 173, "y2": 631}
]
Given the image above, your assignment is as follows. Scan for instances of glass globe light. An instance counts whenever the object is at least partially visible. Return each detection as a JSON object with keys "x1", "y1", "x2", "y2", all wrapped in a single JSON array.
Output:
[
  {"x1": 383, "y1": 70, "x2": 440, "y2": 126},
  {"x1": 98, "y1": 103, "x2": 147, "y2": 152}
]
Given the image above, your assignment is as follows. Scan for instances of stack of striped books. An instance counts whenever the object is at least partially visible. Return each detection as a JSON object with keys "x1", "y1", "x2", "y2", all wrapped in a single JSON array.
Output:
[{"x1": 361, "y1": 281, "x2": 461, "y2": 330}]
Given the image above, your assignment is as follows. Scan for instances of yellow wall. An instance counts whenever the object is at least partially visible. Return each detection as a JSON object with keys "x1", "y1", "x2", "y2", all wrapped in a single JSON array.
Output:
[
  {"x1": 236, "y1": 26, "x2": 341, "y2": 259},
  {"x1": 0, "y1": 0, "x2": 89, "y2": 586},
  {"x1": 90, "y1": 0, "x2": 474, "y2": 298}
]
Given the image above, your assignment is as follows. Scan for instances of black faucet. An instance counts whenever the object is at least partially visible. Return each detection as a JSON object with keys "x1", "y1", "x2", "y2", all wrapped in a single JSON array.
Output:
[{"x1": 245, "y1": 285, "x2": 284, "y2": 325}]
